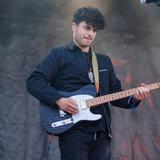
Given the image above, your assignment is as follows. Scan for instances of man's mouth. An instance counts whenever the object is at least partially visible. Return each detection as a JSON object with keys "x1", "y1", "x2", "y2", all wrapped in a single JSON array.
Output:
[{"x1": 84, "y1": 37, "x2": 92, "y2": 41}]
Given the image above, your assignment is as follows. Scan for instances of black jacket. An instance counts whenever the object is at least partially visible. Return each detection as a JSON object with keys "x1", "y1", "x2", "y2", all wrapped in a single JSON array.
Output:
[{"x1": 26, "y1": 41, "x2": 139, "y2": 134}]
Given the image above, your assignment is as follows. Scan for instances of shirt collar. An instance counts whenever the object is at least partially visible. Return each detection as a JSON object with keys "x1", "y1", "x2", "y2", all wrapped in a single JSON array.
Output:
[{"x1": 66, "y1": 40, "x2": 92, "y2": 53}]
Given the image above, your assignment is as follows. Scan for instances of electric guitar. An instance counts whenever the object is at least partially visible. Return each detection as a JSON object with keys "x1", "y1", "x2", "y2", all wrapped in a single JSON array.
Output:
[{"x1": 39, "y1": 82, "x2": 160, "y2": 135}]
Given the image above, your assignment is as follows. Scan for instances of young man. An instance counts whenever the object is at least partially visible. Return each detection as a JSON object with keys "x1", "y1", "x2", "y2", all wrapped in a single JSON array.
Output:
[{"x1": 26, "y1": 7, "x2": 149, "y2": 160}]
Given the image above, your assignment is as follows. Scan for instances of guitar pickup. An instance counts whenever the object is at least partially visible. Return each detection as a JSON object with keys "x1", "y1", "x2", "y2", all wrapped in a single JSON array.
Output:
[{"x1": 80, "y1": 100, "x2": 88, "y2": 110}]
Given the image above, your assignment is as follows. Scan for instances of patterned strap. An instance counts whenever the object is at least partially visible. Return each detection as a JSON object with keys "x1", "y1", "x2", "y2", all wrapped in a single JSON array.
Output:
[{"x1": 92, "y1": 51, "x2": 100, "y2": 93}]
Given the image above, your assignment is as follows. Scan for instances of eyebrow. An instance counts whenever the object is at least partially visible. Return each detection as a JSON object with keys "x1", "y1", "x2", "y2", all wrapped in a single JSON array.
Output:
[{"x1": 85, "y1": 24, "x2": 97, "y2": 31}]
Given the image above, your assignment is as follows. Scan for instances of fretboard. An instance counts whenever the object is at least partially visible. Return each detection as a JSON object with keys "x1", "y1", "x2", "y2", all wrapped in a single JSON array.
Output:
[{"x1": 86, "y1": 82, "x2": 160, "y2": 107}]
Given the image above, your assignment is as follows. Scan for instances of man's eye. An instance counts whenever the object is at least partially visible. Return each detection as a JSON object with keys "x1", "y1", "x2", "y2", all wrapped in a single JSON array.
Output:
[{"x1": 84, "y1": 26, "x2": 89, "y2": 30}]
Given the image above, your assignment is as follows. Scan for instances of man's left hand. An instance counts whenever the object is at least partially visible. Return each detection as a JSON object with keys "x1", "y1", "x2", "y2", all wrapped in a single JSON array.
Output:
[{"x1": 134, "y1": 83, "x2": 150, "y2": 101}]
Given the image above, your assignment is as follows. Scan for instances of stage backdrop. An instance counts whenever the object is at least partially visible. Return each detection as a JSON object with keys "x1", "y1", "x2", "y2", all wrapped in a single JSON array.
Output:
[{"x1": 0, "y1": 0, "x2": 160, "y2": 160}]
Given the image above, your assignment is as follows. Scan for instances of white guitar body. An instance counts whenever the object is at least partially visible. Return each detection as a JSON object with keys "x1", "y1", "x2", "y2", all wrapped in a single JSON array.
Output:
[{"x1": 71, "y1": 94, "x2": 102, "y2": 123}]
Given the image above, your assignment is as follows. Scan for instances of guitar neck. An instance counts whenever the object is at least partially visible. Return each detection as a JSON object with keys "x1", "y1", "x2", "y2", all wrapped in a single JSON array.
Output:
[{"x1": 86, "y1": 82, "x2": 160, "y2": 107}]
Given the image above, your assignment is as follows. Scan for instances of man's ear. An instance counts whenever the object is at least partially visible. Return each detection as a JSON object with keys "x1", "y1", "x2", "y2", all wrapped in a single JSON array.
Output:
[{"x1": 72, "y1": 23, "x2": 77, "y2": 32}]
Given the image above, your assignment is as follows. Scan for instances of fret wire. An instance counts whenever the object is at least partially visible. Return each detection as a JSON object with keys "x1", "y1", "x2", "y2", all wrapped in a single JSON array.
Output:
[{"x1": 86, "y1": 82, "x2": 160, "y2": 108}]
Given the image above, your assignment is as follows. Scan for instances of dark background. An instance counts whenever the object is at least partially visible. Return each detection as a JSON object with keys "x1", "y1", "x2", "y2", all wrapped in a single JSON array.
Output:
[{"x1": 0, "y1": 0, "x2": 160, "y2": 160}]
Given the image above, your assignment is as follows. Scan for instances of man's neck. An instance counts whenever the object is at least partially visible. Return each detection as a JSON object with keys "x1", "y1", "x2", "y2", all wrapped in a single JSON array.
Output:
[{"x1": 73, "y1": 39, "x2": 89, "y2": 52}]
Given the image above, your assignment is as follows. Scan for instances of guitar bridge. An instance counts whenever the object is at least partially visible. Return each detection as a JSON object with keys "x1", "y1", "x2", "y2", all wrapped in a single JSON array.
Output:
[{"x1": 51, "y1": 118, "x2": 73, "y2": 128}]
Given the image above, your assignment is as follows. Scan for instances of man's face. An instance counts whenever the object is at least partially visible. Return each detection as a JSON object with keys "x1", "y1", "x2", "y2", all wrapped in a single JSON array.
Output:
[{"x1": 72, "y1": 21, "x2": 97, "y2": 50}]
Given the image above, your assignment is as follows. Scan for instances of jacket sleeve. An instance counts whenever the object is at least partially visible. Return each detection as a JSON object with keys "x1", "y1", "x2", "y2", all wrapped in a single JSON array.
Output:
[
  {"x1": 108, "y1": 57, "x2": 140, "y2": 109},
  {"x1": 26, "y1": 48, "x2": 63, "y2": 107}
]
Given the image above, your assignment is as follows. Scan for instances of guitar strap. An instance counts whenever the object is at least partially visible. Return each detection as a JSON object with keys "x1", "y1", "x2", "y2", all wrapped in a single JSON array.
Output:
[
  {"x1": 92, "y1": 51, "x2": 100, "y2": 93},
  {"x1": 92, "y1": 51, "x2": 112, "y2": 138}
]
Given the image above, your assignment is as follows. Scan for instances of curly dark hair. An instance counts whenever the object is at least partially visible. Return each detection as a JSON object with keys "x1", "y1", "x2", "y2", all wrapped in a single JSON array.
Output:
[{"x1": 73, "y1": 7, "x2": 106, "y2": 30}]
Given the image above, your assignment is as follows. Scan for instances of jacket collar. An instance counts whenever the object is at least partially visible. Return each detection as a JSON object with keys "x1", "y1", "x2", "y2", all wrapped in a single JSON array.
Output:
[
  {"x1": 66, "y1": 40, "x2": 92, "y2": 53},
  {"x1": 67, "y1": 40, "x2": 77, "y2": 50}
]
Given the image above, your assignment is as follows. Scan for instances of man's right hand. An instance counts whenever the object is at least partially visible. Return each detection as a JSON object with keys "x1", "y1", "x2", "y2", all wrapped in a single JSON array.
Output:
[{"x1": 56, "y1": 98, "x2": 78, "y2": 114}]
